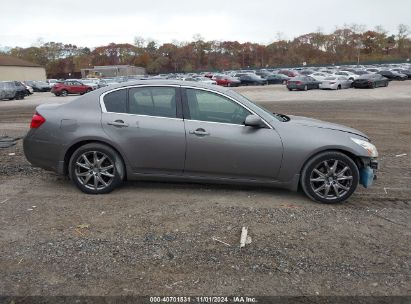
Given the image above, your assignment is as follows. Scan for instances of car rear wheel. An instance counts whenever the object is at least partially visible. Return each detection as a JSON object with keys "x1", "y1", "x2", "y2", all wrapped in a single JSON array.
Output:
[
  {"x1": 61, "y1": 90, "x2": 68, "y2": 97},
  {"x1": 69, "y1": 143, "x2": 124, "y2": 194},
  {"x1": 337, "y1": 85, "x2": 341, "y2": 90},
  {"x1": 301, "y1": 151, "x2": 359, "y2": 203}
]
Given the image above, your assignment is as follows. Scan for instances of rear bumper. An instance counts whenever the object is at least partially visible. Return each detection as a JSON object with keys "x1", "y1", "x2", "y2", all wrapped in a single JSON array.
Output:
[{"x1": 23, "y1": 134, "x2": 63, "y2": 174}]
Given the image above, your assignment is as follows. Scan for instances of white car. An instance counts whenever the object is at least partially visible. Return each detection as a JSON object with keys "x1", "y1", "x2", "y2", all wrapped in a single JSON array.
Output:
[
  {"x1": 309, "y1": 72, "x2": 329, "y2": 81},
  {"x1": 80, "y1": 79, "x2": 99, "y2": 90},
  {"x1": 191, "y1": 76, "x2": 217, "y2": 85},
  {"x1": 320, "y1": 76, "x2": 352, "y2": 90},
  {"x1": 333, "y1": 71, "x2": 359, "y2": 81}
]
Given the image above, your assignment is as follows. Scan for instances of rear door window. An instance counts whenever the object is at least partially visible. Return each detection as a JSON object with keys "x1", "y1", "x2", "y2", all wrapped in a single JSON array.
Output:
[
  {"x1": 103, "y1": 89, "x2": 127, "y2": 113},
  {"x1": 128, "y1": 87, "x2": 177, "y2": 118}
]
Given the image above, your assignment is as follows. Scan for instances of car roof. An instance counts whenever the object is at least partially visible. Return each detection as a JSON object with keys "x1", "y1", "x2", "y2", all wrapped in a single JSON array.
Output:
[{"x1": 95, "y1": 79, "x2": 231, "y2": 95}]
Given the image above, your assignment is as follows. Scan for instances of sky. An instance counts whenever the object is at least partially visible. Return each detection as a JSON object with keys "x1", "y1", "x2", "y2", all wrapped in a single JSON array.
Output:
[{"x1": 1, "y1": 0, "x2": 410, "y2": 48}]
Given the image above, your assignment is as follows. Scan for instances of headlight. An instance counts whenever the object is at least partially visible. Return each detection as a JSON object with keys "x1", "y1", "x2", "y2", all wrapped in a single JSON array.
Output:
[{"x1": 351, "y1": 138, "x2": 378, "y2": 157}]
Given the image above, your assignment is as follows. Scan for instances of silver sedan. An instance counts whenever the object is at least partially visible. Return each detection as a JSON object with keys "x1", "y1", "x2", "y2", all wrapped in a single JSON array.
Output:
[
  {"x1": 23, "y1": 80, "x2": 378, "y2": 203},
  {"x1": 320, "y1": 76, "x2": 353, "y2": 90}
]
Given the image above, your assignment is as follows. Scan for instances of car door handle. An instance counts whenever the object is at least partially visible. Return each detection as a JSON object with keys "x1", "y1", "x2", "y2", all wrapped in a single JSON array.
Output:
[
  {"x1": 107, "y1": 120, "x2": 129, "y2": 128},
  {"x1": 189, "y1": 128, "x2": 210, "y2": 136}
]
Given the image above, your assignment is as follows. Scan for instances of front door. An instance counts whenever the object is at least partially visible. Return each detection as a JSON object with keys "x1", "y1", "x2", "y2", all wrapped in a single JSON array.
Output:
[{"x1": 182, "y1": 88, "x2": 283, "y2": 181}]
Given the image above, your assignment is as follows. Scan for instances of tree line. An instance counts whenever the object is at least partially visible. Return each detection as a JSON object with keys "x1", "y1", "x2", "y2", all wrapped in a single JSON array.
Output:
[{"x1": 1, "y1": 24, "x2": 410, "y2": 78}]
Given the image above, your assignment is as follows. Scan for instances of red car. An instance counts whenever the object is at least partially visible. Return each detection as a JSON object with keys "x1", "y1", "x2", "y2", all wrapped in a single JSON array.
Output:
[
  {"x1": 278, "y1": 69, "x2": 299, "y2": 77},
  {"x1": 51, "y1": 80, "x2": 93, "y2": 97},
  {"x1": 212, "y1": 75, "x2": 241, "y2": 87}
]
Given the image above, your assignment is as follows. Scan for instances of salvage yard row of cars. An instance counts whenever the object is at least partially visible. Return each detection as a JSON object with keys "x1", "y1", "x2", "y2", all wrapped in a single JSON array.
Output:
[{"x1": 1, "y1": 63, "x2": 410, "y2": 100}]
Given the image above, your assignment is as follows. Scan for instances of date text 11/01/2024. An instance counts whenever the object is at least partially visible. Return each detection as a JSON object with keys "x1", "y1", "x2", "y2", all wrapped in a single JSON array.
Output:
[{"x1": 150, "y1": 296, "x2": 257, "y2": 303}]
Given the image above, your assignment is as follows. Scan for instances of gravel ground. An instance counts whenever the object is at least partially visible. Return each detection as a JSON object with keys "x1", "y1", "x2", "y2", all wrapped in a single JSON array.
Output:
[{"x1": 0, "y1": 82, "x2": 410, "y2": 297}]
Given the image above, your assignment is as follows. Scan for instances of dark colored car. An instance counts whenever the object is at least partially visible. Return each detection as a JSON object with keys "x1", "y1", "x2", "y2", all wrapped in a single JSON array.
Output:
[
  {"x1": 352, "y1": 74, "x2": 389, "y2": 89},
  {"x1": 212, "y1": 75, "x2": 241, "y2": 87},
  {"x1": 352, "y1": 70, "x2": 370, "y2": 76},
  {"x1": 298, "y1": 70, "x2": 315, "y2": 76},
  {"x1": 265, "y1": 74, "x2": 290, "y2": 85},
  {"x1": 392, "y1": 69, "x2": 411, "y2": 78},
  {"x1": 287, "y1": 76, "x2": 321, "y2": 91},
  {"x1": 255, "y1": 70, "x2": 272, "y2": 78},
  {"x1": 0, "y1": 81, "x2": 27, "y2": 100},
  {"x1": 24, "y1": 81, "x2": 51, "y2": 92},
  {"x1": 237, "y1": 74, "x2": 268, "y2": 86},
  {"x1": 377, "y1": 70, "x2": 408, "y2": 81},
  {"x1": 23, "y1": 80, "x2": 379, "y2": 203},
  {"x1": 51, "y1": 80, "x2": 93, "y2": 97}
]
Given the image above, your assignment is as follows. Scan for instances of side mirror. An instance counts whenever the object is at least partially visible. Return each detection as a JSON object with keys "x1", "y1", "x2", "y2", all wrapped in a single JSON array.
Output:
[{"x1": 244, "y1": 114, "x2": 264, "y2": 128}]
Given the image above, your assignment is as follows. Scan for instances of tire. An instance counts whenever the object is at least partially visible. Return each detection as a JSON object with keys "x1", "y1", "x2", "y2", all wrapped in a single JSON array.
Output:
[
  {"x1": 384, "y1": 81, "x2": 388, "y2": 87},
  {"x1": 300, "y1": 151, "x2": 359, "y2": 204},
  {"x1": 69, "y1": 143, "x2": 124, "y2": 194},
  {"x1": 288, "y1": 88, "x2": 292, "y2": 91},
  {"x1": 61, "y1": 90, "x2": 68, "y2": 97},
  {"x1": 86, "y1": 89, "x2": 92, "y2": 93},
  {"x1": 337, "y1": 85, "x2": 341, "y2": 90}
]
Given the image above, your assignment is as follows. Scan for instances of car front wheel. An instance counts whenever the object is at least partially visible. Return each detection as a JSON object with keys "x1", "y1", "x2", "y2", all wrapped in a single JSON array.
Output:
[
  {"x1": 301, "y1": 151, "x2": 359, "y2": 203},
  {"x1": 69, "y1": 143, "x2": 124, "y2": 194}
]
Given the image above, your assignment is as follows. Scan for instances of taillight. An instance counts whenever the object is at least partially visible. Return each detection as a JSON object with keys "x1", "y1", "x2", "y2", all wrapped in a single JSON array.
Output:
[
  {"x1": 30, "y1": 112, "x2": 46, "y2": 128},
  {"x1": 295, "y1": 81, "x2": 302, "y2": 85}
]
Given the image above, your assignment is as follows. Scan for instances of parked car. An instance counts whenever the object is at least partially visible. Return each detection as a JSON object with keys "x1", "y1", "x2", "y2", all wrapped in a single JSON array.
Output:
[
  {"x1": 265, "y1": 74, "x2": 290, "y2": 84},
  {"x1": 23, "y1": 80, "x2": 378, "y2": 203},
  {"x1": 333, "y1": 71, "x2": 359, "y2": 81},
  {"x1": 309, "y1": 72, "x2": 329, "y2": 81},
  {"x1": 80, "y1": 79, "x2": 99, "y2": 90},
  {"x1": 278, "y1": 69, "x2": 299, "y2": 77},
  {"x1": 237, "y1": 74, "x2": 268, "y2": 86},
  {"x1": 377, "y1": 70, "x2": 408, "y2": 81},
  {"x1": 47, "y1": 79, "x2": 59, "y2": 87},
  {"x1": 20, "y1": 82, "x2": 34, "y2": 95},
  {"x1": 298, "y1": 69, "x2": 315, "y2": 76},
  {"x1": 24, "y1": 81, "x2": 51, "y2": 92},
  {"x1": 352, "y1": 70, "x2": 370, "y2": 76},
  {"x1": 191, "y1": 76, "x2": 217, "y2": 85},
  {"x1": 212, "y1": 75, "x2": 241, "y2": 87},
  {"x1": 352, "y1": 74, "x2": 389, "y2": 89},
  {"x1": 255, "y1": 70, "x2": 272, "y2": 78},
  {"x1": 287, "y1": 76, "x2": 321, "y2": 91},
  {"x1": 0, "y1": 81, "x2": 27, "y2": 100},
  {"x1": 97, "y1": 78, "x2": 119, "y2": 88},
  {"x1": 391, "y1": 69, "x2": 411, "y2": 78},
  {"x1": 319, "y1": 77, "x2": 352, "y2": 90},
  {"x1": 51, "y1": 80, "x2": 93, "y2": 96}
]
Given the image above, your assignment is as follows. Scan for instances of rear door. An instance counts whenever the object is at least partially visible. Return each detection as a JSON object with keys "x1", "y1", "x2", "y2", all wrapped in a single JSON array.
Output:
[
  {"x1": 101, "y1": 85, "x2": 186, "y2": 175},
  {"x1": 182, "y1": 87, "x2": 283, "y2": 181}
]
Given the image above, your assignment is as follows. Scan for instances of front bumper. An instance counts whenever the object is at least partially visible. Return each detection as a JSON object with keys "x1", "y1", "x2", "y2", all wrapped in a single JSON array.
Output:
[{"x1": 359, "y1": 159, "x2": 378, "y2": 188}]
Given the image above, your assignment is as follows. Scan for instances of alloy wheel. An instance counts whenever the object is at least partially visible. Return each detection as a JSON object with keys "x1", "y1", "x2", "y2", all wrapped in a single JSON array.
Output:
[
  {"x1": 309, "y1": 159, "x2": 353, "y2": 200},
  {"x1": 74, "y1": 151, "x2": 115, "y2": 191}
]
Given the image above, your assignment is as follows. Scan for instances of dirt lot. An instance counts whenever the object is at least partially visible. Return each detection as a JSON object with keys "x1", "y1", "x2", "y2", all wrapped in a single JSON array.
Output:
[{"x1": 0, "y1": 82, "x2": 410, "y2": 297}]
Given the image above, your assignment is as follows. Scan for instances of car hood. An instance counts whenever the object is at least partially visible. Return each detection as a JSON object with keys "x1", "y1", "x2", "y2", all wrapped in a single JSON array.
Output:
[{"x1": 287, "y1": 115, "x2": 368, "y2": 139}]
